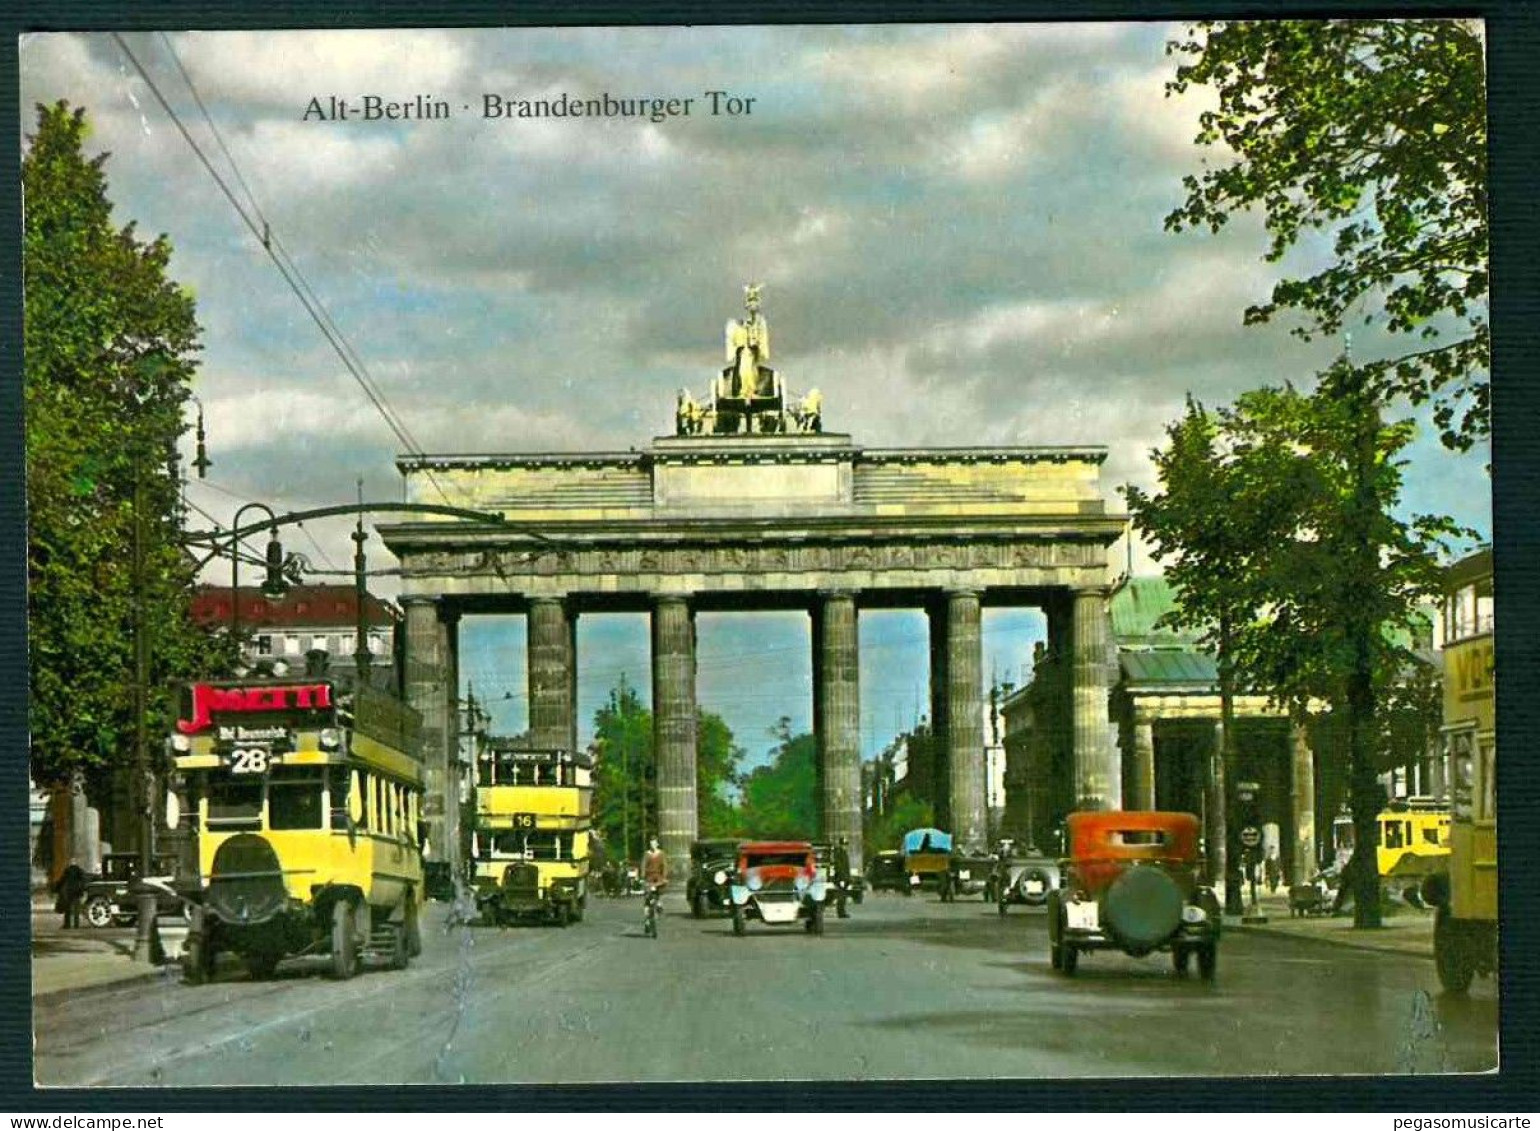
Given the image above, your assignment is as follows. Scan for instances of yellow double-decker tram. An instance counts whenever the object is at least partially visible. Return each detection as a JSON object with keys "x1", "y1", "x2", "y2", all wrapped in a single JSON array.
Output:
[
  {"x1": 470, "y1": 744, "x2": 592, "y2": 926},
  {"x1": 1427, "y1": 547, "x2": 1496, "y2": 991},
  {"x1": 169, "y1": 677, "x2": 425, "y2": 982}
]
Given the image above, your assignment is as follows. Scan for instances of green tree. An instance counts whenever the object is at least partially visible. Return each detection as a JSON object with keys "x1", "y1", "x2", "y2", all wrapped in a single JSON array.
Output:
[
  {"x1": 1124, "y1": 397, "x2": 1296, "y2": 911},
  {"x1": 1134, "y1": 365, "x2": 1462, "y2": 926},
  {"x1": 736, "y1": 719, "x2": 818, "y2": 840},
  {"x1": 24, "y1": 101, "x2": 232, "y2": 802},
  {"x1": 590, "y1": 677, "x2": 742, "y2": 859},
  {"x1": 866, "y1": 794, "x2": 934, "y2": 855},
  {"x1": 1166, "y1": 20, "x2": 1489, "y2": 450},
  {"x1": 591, "y1": 678, "x2": 653, "y2": 863}
]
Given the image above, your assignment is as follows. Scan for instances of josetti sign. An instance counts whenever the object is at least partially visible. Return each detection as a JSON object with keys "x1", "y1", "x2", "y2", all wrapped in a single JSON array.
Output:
[{"x1": 177, "y1": 682, "x2": 333, "y2": 734}]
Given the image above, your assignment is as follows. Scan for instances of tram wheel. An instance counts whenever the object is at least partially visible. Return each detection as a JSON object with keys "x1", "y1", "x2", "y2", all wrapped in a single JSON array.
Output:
[
  {"x1": 329, "y1": 900, "x2": 359, "y2": 980},
  {"x1": 1435, "y1": 908, "x2": 1475, "y2": 993},
  {"x1": 182, "y1": 931, "x2": 210, "y2": 985},
  {"x1": 387, "y1": 924, "x2": 409, "y2": 970},
  {"x1": 403, "y1": 892, "x2": 422, "y2": 958},
  {"x1": 1197, "y1": 943, "x2": 1218, "y2": 981}
]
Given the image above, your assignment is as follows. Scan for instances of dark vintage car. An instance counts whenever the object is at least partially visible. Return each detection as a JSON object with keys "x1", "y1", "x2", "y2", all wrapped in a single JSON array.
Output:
[
  {"x1": 728, "y1": 841, "x2": 828, "y2": 936},
  {"x1": 811, "y1": 841, "x2": 865, "y2": 917},
  {"x1": 867, "y1": 850, "x2": 907, "y2": 893},
  {"x1": 940, "y1": 846, "x2": 995, "y2": 902},
  {"x1": 1046, "y1": 811, "x2": 1221, "y2": 979},
  {"x1": 480, "y1": 860, "x2": 583, "y2": 926},
  {"x1": 687, "y1": 838, "x2": 742, "y2": 917},
  {"x1": 989, "y1": 840, "x2": 1062, "y2": 914},
  {"x1": 81, "y1": 854, "x2": 191, "y2": 929}
]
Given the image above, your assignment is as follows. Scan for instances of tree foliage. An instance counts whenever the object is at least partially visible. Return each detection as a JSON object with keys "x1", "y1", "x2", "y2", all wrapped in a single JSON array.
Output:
[
  {"x1": 1128, "y1": 362, "x2": 1464, "y2": 925},
  {"x1": 589, "y1": 677, "x2": 743, "y2": 859},
  {"x1": 865, "y1": 794, "x2": 934, "y2": 855},
  {"x1": 1167, "y1": 20, "x2": 1489, "y2": 449},
  {"x1": 24, "y1": 101, "x2": 233, "y2": 793},
  {"x1": 736, "y1": 719, "x2": 818, "y2": 840}
]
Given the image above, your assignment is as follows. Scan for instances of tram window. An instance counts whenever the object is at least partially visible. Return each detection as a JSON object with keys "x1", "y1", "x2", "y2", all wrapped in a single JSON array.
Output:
[
  {"x1": 1381, "y1": 822, "x2": 1404, "y2": 849},
  {"x1": 1479, "y1": 741, "x2": 1496, "y2": 820},
  {"x1": 1422, "y1": 826, "x2": 1441, "y2": 846},
  {"x1": 208, "y1": 780, "x2": 263, "y2": 830},
  {"x1": 270, "y1": 768, "x2": 325, "y2": 830},
  {"x1": 477, "y1": 753, "x2": 496, "y2": 788},
  {"x1": 327, "y1": 768, "x2": 350, "y2": 830}
]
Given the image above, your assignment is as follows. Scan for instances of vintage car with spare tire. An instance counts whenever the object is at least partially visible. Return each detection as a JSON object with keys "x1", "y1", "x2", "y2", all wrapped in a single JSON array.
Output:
[{"x1": 1046, "y1": 810, "x2": 1220, "y2": 980}]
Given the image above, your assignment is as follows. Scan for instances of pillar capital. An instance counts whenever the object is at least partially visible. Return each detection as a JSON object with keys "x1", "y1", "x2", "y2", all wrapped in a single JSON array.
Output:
[{"x1": 817, "y1": 587, "x2": 857, "y2": 601}]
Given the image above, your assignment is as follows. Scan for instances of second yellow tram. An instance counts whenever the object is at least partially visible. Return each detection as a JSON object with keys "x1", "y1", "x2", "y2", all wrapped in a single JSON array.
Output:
[{"x1": 470, "y1": 744, "x2": 592, "y2": 926}]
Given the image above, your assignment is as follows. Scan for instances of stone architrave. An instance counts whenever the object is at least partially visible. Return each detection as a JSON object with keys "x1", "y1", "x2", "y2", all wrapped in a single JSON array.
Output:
[
  {"x1": 1131, "y1": 717, "x2": 1156, "y2": 811},
  {"x1": 816, "y1": 591, "x2": 862, "y2": 870},
  {"x1": 402, "y1": 596, "x2": 454, "y2": 865},
  {"x1": 652, "y1": 596, "x2": 698, "y2": 881},
  {"x1": 1072, "y1": 588, "x2": 1119, "y2": 811},
  {"x1": 1290, "y1": 718, "x2": 1317, "y2": 883},
  {"x1": 947, "y1": 590, "x2": 986, "y2": 849},
  {"x1": 527, "y1": 598, "x2": 574, "y2": 752}
]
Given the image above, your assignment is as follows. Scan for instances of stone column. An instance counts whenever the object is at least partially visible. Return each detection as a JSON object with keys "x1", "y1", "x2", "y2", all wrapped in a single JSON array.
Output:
[
  {"x1": 1289, "y1": 717, "x2": 1317, "y2": 884},
  {"x1": 527, "y1": 598, "x2": 574, "y2": 751},
  {"x1": 652, "y1": 596, "x2": 698, "y2": 881},
  {"x1": 1072, "y1": 587, "x2": 1120, "y2": 811},
  {"x1": 816, "y1": 591, "x2": 863, "y2": 870},
  {"x1": 403, "y1": 596, "x2": 453, "y2": 865},
  {"x1": 926, "y1": 596, "x2": 950, "y2": 827},
  {"x1": 1131, "y1": 716, "x2": 1156, "y2": 811},
  {"x1": 946, "y1": 590, "x2": 986, "y2": 849}
]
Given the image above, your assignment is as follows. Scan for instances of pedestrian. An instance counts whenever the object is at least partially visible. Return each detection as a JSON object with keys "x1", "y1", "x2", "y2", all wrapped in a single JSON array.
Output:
[
  {"x1": 831, "y1": 836, "x2": 851, "y2": 885},
  {"x1": 1264, "y1": 848, "x2": 1282, "y2": 894},
  {"x1": 52, "y1": 860, "x2": 87, "y2": 929}
]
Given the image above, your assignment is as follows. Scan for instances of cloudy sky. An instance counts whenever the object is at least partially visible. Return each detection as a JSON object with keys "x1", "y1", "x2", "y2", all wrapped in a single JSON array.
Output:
[{"x1": 19, "y1": 24, "x2": 1492, "y2": 768}]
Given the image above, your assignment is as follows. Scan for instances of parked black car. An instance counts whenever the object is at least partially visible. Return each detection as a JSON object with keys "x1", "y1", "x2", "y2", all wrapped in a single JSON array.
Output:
[
  {"x1": 866, "y1": 850, "x2": 907, "y2": 893},
  {"x1": 940, "y1": 847, "x2": 995, "y2": 902},
  {"x1": 82, "y1": 854, "x2": 191, "y2": 928},
  {"x1": 687, "y1": 838, "x2": 743, "y2": 917}
]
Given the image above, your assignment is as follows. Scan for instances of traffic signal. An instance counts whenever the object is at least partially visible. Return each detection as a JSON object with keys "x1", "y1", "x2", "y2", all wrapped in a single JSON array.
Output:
[{"x1": 262, "y1": 532, "x2": 288, "y2": 598}]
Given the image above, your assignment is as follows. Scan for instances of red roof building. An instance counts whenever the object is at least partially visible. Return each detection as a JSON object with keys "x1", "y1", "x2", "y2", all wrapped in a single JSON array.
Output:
[{"x1": 191, "y1": 583, "x2": 399, "y2": 665}]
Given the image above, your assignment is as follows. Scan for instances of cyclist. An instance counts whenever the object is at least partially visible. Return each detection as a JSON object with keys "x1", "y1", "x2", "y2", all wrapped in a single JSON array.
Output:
[{"x1": 642, "y1": 839, "x2": 668, "y2": 935}]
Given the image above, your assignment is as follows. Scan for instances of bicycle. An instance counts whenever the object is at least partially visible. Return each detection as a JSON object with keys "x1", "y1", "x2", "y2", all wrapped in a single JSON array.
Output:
[{"x1": 643, "y1": 884, "x2": 663, "y2": 938}]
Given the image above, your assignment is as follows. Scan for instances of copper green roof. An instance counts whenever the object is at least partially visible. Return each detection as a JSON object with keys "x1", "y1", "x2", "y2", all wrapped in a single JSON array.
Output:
[
  {"x1": 1120, "y1": 650, "x2": 1218, "y2": 688},
  {"x1": 1111, "y1": 577, "x2": 1196, "y2": 645}
]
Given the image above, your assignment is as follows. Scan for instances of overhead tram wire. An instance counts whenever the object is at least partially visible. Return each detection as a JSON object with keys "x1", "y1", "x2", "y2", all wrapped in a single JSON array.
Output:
[{"x1": 114, "y1": 33, "x2": 468, "y2": 513}]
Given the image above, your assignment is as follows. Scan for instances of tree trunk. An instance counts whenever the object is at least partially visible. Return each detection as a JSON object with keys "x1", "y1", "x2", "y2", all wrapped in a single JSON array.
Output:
[{"x1": 1218, "y1": 616, "x2": 1243, "y2": 915}]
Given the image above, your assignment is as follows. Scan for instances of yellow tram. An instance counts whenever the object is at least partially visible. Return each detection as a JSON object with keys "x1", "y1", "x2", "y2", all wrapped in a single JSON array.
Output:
[
  {"x1": 170, "y1": 677, "x2": 425, "y2": 982},
  {"x1": 470, "y1": 744, "x2": 592, "y2": 926},
  {"x1": 1426, "y1": 548, "x2": 1497, "y2": 991}
]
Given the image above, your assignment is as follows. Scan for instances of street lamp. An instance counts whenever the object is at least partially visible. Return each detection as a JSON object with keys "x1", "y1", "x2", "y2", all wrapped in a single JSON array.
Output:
[{"x1": 230, "y1": 502, "x2": 290, "y2": 646}]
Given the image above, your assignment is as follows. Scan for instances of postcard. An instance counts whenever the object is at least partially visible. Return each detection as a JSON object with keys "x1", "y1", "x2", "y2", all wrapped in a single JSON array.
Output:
[{"x1": 20, "y1": 21, "x2": 1497, "y2": 1088}]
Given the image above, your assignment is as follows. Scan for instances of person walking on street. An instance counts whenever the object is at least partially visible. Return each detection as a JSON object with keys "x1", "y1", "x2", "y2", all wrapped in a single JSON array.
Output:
[
  {"x1": 1264, "y1": 848, "x2": 1282, "y2": 894},
  {"x1": 53, "y1": 861, "x2": 87, "y2": 929}
]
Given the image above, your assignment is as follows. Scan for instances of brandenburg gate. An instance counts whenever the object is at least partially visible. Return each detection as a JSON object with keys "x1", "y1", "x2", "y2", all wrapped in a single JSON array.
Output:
[{"x1": 379, "y1": 289, "x2": 1126, "y2": 878}]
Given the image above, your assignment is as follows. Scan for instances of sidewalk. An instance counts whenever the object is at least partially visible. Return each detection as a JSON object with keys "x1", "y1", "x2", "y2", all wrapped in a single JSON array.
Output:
[
  {"x1": 1223, "y1": 888, "x2": 1436, "y2": 959},
  {"x1": 30, "y1": 894, "x2": 187, "y2": 999}
]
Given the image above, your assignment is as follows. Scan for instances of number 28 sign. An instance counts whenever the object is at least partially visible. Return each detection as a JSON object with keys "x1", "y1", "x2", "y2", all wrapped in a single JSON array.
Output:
[{"x1": 229, "y1": 748, "x2": 273, "y2": 775}]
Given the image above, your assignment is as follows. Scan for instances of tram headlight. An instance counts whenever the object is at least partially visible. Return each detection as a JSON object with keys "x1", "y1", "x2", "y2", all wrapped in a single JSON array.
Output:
[
  {"x1": 319, "y1": 728, "x2": 341, "y2": 750},
  {"x1": 713, "y1": 869, "x2": 728, "y2": 886}
]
